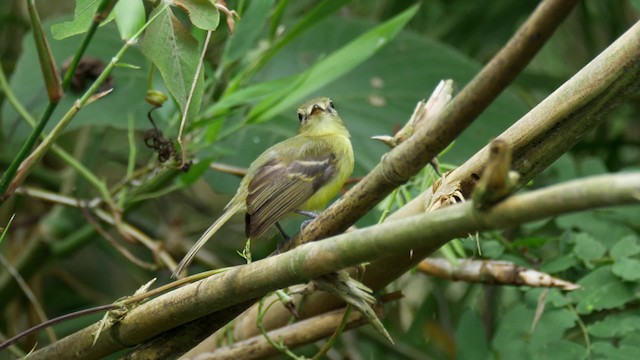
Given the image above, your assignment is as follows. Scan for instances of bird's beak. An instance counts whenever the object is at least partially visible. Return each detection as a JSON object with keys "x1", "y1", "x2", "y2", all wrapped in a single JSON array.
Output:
[{"x1": 310, "y1": 105, "x2": 324, "y2": 117}]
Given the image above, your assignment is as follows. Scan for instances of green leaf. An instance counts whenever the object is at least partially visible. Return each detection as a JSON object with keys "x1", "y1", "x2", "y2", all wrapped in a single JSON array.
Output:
[
  {"x1": 592, "y1": 332, "x2": 640, "y2": 359},
  {"x1": 179, "y1": 157, "x2": 214, "y2": 186},
  {"x1": 114, "y1": 0, "x2": 145, "y2": 40},
  {"x1": 221, "y1": 0, "x2": 276, "y2": 67},
  {"x1": 246, "y1": 4, "x2": 420, "y2": 124},
  {"x1": 541, "y1": 254, "x2": 578, "y2": 273},
  {"x1": 480, "y1": 240, "x2": 505, "y2": 258},
  {"x1": 174, "y1": 0, "x2": 220, "y2": 31},
  {"x1": 571, "y1": 266, "x2": 635, "y2": 314},
  {"x1": 612, "y1": 258, "x2": 640, "y2": 281},
  {"x1": 530, "y1": 340, "x2": 586, "y2": 360},
  {"x1": 51, "y1": 0, "x2": 115, "y2": 40},
  {"x1": 572, "y1": 233, "x2": 606, "y2": 263},
  {"x1": 588, "y1": 313, "x2": 640, "y2": 338},
  {"x1": 456, "y1": 310, "x2": 490, "y2": 360},
  {"x1": 611, "y1": 235, "x2": 640, "y2": 259},
  {"x1": 492, "y1": 305, "x2": 577, "y2": 359},
  {"x1": 512, "y1": 237, "x2": 551, "y2": 249},
  {"x1": 142, "y1": 7, "x2": 204, "y2": 122}
]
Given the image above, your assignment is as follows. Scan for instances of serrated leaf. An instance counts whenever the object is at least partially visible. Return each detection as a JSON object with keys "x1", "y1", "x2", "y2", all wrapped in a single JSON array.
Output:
[
  {"x1": 114, "y1": 0, "x2": 145, "y2": 40},
  {"x1": 588, "y1": 313, "x2": 640, "y2": 337},
  {"x1": 573, "y1": 233, "x2": 606, "y2": 262},
  {"x1": 571, "y1": 266, "x2": 635, "y2": 314},
  {"x1": 51, "y1": 0, "x2": 115, "y2": 40},
  {"x1": 174, "y1": 0, "x2": 220, "y2": 31},
  {"x1": 611, "y1": 235, "x2": 640, "y2": 259},
  {"x1": 612, "y1": 258, "x2": 640, "y2": 281},
  {"x1": 592, "y1": 337, "x2": 640, "y2": 359},
  {"x1": 246, "y1": 4, "x2": 420, "y2": 124},
  {"x1": 142, "y1": 7, "x2": 204, "y2": 122}
]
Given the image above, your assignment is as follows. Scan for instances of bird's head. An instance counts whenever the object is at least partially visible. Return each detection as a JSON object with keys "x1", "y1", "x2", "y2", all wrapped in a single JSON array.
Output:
[{"x1": 296, "y1": 97, "x2": 348, "y2": 137}]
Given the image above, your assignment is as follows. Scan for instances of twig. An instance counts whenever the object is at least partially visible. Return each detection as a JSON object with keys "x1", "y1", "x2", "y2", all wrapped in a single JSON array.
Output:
[
  {"x1": 417, "y1": 258, "x2": 580, "y2": 290},
  {"x1": 0, "y1": 254, "x2": 57, "y2": 344},
  {"x1": 79, "y1": 203, "x2": 157, "y2": 271},
  {"x1": 177, "y1": 29, "x2": 213, "y2": 168}
]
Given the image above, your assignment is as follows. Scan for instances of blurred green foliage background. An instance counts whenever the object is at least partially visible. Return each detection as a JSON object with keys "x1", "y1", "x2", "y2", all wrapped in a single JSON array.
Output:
[{"x1": 1, "y1": 1, "x2": 639, "y2": 359}]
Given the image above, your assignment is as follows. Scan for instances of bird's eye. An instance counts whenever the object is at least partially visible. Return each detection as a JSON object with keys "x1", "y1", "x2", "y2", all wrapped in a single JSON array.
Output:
[
  {"x1": 297, "y1": 112, "x2": 304, "y2": 122},
  {"x1": 329, "y1": 101, "x2": 335, "y2": 109}
]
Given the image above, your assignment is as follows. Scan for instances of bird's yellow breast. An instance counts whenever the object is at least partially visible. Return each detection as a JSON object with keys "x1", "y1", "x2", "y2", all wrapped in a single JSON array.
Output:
[{"x1": 300, "y1": 134, "x2": 354, "y2": 211}]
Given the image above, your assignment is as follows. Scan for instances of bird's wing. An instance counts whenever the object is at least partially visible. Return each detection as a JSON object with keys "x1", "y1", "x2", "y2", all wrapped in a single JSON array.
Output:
[{"x1": 245, "y1": 152, "x2": 337, "y2": 238}]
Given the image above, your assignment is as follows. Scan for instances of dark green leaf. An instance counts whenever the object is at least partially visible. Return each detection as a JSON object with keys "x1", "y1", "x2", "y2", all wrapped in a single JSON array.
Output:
[
  {"x1": 571, "y1": 266, "x2": 635, "y2": 314},
  {"x1": 529, "y1": 340, "x2": 586, "y2": 360},
  {"x1": 588, "y1": 313, "x2": 640, "y2": 338},
  {"x1": 512, "y1": 236, "x2": 550, "y2": 249}
]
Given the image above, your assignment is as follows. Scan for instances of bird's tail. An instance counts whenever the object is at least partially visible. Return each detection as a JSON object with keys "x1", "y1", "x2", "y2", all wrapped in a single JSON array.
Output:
[{"x1": 172, "y1": 202, "x2": 244, "y2": 278}]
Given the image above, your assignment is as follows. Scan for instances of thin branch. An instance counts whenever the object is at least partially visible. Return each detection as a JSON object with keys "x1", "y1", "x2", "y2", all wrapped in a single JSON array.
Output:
[
  {"x1": 417, "y1": 258, "x2": 580, "y2": 291},
  {"x1": 177, "y1": 29, "x2": 213, "y2": 168},
  {"x1": 201, "y1": 307, "x2": 372, "y2": 360},
  {"x1": 0, "y1": 254, "x2": 57, "y2": 343},
  {"x1": 27, "y1": 172, "x2": 640, "y2": 359},
  {"x1": 79, "y1": 204, "x2": 157, "y2": 271},
  {"x1": 15, "y1": 186, "x2": 175, "y2": 270}
]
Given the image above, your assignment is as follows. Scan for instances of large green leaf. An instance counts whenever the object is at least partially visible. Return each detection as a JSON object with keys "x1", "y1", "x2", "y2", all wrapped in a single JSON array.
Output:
[
  {"x1": 141, "y1": 6, "x2": 204, "y2": 123},
  {"x1": 245, "y1": 4, "x2": 420, "y2": 124}
]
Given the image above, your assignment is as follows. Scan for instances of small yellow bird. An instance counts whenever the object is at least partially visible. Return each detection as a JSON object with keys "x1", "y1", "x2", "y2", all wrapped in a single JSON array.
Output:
[{"x1": 173, "y1": 97, "x2": 354, "y2": 277}]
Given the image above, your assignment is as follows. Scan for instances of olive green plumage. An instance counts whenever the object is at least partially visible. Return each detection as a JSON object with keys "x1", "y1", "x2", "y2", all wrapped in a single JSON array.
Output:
[{"x1": 172, "y1": 97, "x2": 354, "y2": 277}]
